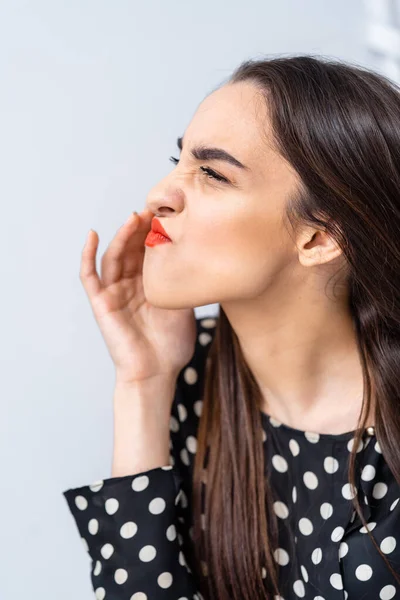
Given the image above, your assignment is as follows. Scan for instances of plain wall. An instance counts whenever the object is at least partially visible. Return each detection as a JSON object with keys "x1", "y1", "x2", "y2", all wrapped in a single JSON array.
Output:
[{"x1": 0, "y1": 1, "x2": 371, "y2": 598}]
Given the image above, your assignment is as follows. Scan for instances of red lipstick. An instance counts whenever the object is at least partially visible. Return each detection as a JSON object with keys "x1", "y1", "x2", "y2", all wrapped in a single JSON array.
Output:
[{"x1": 145, "y1": 218, "x2": 172, "y2": 247}]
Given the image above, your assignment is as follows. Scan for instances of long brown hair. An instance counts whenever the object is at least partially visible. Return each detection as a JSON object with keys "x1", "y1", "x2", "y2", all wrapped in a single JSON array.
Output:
[{"x1": 189, "y1": 55, "x2": 400, "y2": 599}]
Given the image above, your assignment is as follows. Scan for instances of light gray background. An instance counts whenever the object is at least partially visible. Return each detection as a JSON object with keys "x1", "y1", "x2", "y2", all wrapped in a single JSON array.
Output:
[{"x1": 0, "y1": 1, "x2": 373, "y2": 598}]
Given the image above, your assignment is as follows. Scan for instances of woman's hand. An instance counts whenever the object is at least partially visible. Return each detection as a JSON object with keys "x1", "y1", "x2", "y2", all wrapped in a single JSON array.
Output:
[{"x1": 80, "y1": 209, "x2": 197, "y2": 386}]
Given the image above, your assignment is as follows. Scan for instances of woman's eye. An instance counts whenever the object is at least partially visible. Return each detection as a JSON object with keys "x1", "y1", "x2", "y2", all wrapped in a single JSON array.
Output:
[{"x1": 169, "y1": 156, "x2": 229, "y2": 184}]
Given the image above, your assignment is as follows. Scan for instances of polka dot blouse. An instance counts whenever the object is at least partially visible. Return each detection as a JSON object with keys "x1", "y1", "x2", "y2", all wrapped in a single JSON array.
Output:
[{"x1": 62, "y1": 316, "x2": 400, "y2": 599}]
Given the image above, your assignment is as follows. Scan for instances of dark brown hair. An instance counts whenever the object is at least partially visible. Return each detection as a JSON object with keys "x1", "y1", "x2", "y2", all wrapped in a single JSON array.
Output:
[{"x1": 189, "y1": 54, "x2": 400, "y2": 599}]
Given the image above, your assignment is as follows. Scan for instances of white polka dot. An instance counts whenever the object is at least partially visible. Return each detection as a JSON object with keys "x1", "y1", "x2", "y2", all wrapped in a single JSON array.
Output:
[
  {"x1": 166, "y1": 524, "x2": 177, "y2": 541},
  {"x1": 347, "y1": 438, "x2": 363, "y2": 453},
  {"x1": 274, "y1": 547, "x2": 290, "y2": 566},
  {"x1": 158, "y1": 572, "x2": 173, "y2": 588},
  {"x1": 179, "y1": 489, "x2": 188, "y2": 508},
  {"x1": 344, "y1": 592, "x2": 349, "y2": 600},
  {"x1": 115, "y1": 568, "x2": 128, "y2": 584},
  {"x1": 300, "y1": 565, "x2": 308, "y2": 582},
  {"x1": 361, "y1": 464, "x2": 376, "y2": 481},
  {"x1": 314, "y1": 597, "x2": 325, "y2": 600},
  {"x1": 299, "y1": 518, "x2": 313, "y2": 535},
  {"x1": 304, "y1": 432, "x2": 320, "y2": 443},
  {"x1": 93, "y1": 560, "x2": 102, "y2": 576},
  {"x1": 149, "y1": 497, "x2": 166, "y2": 514},
  {"x1": 320, "y1": 502, "x2": 333, "y2": 519},
  {"x1": 170, "y1": 415, "x2": 179, "y2": 432},
  {"x1": 161, "y1": 465, "x2": 173, "y2": 470},
  {"x1": 132, "y1": 475, "x2": 149, "y2": 492},
  {"x1": 390, "y1": 498, "x2": 399, "y2": 511},
  {"x1": 200, "y1": 317, "x2": 217, "y2": 328},
  {"x1": 194, "y1": 399, "x2": 203, "y2": 417},
  {"x1": 177, "y1": 403, "x2": 187, "y2": 422},
  {"x1": 178, "y1": 550, "x2": 187, "y2": 567},
  {"x1": 303, "y1": 471, "x2": 319, "y2": 490},
  {"x1": 272, "y1": 455, "x2": 288, "y2": 473},
  {"x1": 89, "y1": 480, "x2": 104, "y2": 492},
  {"x1": 186, "y1": 436, "x2": 197, "y2": 453},
  {"x1": 81, "y1": 537, "x2": 89, "y2": 552},
  {"x1": 381, "y1": 536, "x2": 396, "y2": 554},
  {"x1": 293, "y1": 580, "x2": 305, "y2": 597},
  {"x1": 339, "y1": 542, "x2": 349, "y2": 558},
  {"x1": 120, "y1": 521, "x2": 137, "y2": 539},
  {"x1": 199, "y1": 332, "x2": 212, "y2": 346},
  {"x1": 311, "y1": 547, "x2": 322, "y2": 564},
  {"x1": 75, "y1": 495, "x2": 88, "y2": 510},
  {"x1": 374, "y1": 441, "x2": 382, "y2": 454},
  {"x1": 373, "y1": 482, "x2": 388, "y2": 499},
  {"x1": 359, "y1": 522, "x2": 376, "y2": 533},
  {"x1": 100, "y1": 543, "x2": 114, "y2": 559},
  {"x1": 105, "y1": 498, "x2": 119, "y2": 515},
  {"x1": 184, "y1": 366, "x2": 198, "y2": 385},
  {"x1": 95, "y1": 588, "x2": 106, "y2": 600},
  {"x1": 261, "y1": 567, "x2": 266, "y2": 579},
  {"x1": 273, "y1": 501, "x2": 289, "y2": 519},
  {"x1": 139, "y1": 545, "x2": 157, "y2": 562},
  {"x1": 88, "y1": 518, "x2": 99, "y2": 535},
  {"x1": 331, "y1": 526, "x2": 345, "y2": 542},
  {"x1": 342, "y1": 483, "x2": 357, "y2": 500},
  {"x1": 324, "y1": 456, "x2": 339, "y2": 474},
  {"x1": 355, "y1": 564, "x2": 373, "y2": 581},
  {"x1": 292, "y1": 486, "x2": 297, "y2": 503},
  {"x1": 289, "y1": 439, "x2": 300, "y2": 456},
  {"x1": 380, "y1": 584, "x2": 396, "y2": 599},
  {"x1": 177, "y1": 449, "x2": 188, "y2": 468},
  {"x1": 330, "y1": 573, "x2": 343, "y2": 589},
  {"x1": 270, "y1": 417, "x2": 282, "y2": 427}
]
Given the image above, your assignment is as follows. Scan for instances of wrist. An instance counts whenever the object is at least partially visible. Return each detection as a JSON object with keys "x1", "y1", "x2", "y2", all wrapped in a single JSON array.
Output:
[{"x1": 113, "y1": 374, "x2": 178, "y2": 413}]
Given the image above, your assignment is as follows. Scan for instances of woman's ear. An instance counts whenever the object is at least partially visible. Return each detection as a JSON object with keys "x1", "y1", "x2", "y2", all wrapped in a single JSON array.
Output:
[{"x1": 296, "y1": 226, "x2": 343, "y2": 268}]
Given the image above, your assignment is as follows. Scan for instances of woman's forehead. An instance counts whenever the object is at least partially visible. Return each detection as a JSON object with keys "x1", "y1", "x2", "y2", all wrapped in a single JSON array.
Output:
[{"x1": 185, "y1": 83, "x2": 274, "y2": 171}]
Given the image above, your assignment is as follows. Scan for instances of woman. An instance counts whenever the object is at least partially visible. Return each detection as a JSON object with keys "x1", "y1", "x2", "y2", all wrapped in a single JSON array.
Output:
[{"x1": 62, "y1": 55, "x2": 400, "y2": 599}]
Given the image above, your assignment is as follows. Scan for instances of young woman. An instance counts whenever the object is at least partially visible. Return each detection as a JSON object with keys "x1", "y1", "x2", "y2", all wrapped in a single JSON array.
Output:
[{"x1": 63, "y1": 55, "x2": 400, "y2": 600}]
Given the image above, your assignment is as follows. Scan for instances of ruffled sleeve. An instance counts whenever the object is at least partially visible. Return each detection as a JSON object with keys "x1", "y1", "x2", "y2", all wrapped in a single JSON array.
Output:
[
  {"x1": 62, "y1": 315, "x2": 218, "y2": 599},
  {"x1": 62, "y1": 464, "x2": 201, "y2": 598}
]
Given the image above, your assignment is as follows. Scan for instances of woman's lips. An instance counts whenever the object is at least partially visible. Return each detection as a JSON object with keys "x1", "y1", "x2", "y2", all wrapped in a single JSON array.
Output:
[
  {"x1": 144, "y1": 231, "x2": 172, "y2": 247},
  {"x1": 145, "y1": 217, "x2": 173, "y2": 247}
]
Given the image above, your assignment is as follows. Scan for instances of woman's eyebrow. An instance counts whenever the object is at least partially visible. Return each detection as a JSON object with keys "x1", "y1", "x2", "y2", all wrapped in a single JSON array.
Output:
[{"x1": 177, "y1": 136, "x2": 251, "y2": 172}]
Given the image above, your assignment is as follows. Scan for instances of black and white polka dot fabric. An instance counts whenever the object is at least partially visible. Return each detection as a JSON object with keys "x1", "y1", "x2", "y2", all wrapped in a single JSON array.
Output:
[{"x1": 63, "y1": 316, "x2": 400, "y2": 599}]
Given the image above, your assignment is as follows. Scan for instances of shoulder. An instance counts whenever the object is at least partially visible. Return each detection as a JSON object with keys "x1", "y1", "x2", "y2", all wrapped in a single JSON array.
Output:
[
  {"x1": 177, "y1": 313, "x2": 218, "y2": 395},
  {"x1": 169, "y1": 313, "x2": 218, "y2": 468}
]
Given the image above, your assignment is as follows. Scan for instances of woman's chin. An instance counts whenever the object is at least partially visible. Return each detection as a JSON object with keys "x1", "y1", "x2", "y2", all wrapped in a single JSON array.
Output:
[{"x1": 142, "y1": 277, "x2": 182, "y2": 309}]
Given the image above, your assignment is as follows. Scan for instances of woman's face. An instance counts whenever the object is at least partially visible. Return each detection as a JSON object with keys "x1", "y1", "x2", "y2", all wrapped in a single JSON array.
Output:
[{"x1": 143, "y1": 81, "x2": 303, "y2": 309}]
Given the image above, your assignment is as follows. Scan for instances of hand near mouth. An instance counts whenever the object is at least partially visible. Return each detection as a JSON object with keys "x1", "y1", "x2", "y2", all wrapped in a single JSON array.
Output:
[{"x1": 79, "y1": 208, "x2": 196, "y2": 389}]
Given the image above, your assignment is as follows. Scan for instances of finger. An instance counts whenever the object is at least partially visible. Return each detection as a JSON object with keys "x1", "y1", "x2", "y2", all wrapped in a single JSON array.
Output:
[
  {"x1": 80, "y1": 230, "x2": 104, "y2": 297},
  {"x1": 100, "y1": 213, "x2": 142, "y2": 287},
  {"x1": 119, "y1": 210, "x2": 155, "y2": 279},
  {"x1": 139, "y1": 208, "x2": 155, "y2": 220}
]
